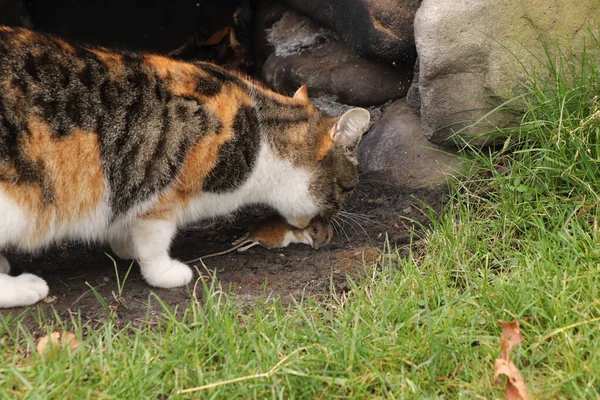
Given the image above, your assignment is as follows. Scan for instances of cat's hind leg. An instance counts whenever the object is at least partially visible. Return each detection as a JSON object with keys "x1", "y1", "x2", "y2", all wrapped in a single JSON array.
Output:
[
  {"x1": 131, "y1": 219, "x2": 193, "y2": 288},
  {"x1": 0, "y1": 254, "x2": 49, "y2": 308}
]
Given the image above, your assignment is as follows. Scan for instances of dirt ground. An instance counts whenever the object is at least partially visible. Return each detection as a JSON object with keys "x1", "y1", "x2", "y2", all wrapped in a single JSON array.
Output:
[{"x1": 1, "y1": 173, "x2": 446, "y2": 328}]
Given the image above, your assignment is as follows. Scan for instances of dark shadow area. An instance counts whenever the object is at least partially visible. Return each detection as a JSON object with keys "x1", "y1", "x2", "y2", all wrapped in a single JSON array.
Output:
[{"x1": 26, "y1": 0, "x2": 241, "y2": 53}]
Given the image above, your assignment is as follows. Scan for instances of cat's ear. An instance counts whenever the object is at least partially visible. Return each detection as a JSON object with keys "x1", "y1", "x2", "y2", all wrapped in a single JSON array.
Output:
[
  {"x1": 293, "y1": 85, "x2": 309, "y2": 102},
  {"x1": 330, "y1": 108, "x2": 370, "y2": 149}
]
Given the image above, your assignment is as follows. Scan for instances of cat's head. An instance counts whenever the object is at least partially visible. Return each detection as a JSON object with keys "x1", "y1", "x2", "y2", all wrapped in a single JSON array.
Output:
[
  {"x1": 273, "y1": 86, "x2": 370, "y2": 229},
  {"x1": 307, "y1": 107, "x2": 370, "y2": 223}
]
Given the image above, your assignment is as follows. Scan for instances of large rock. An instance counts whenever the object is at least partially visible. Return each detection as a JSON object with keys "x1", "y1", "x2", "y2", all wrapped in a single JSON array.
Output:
[
  {"x1": 406, "y1": 57, "x2": 420, "y2": 115},
  {"x1": 415, "y1": 0, "x2": 600, "y2": 146},
  {"x1": 282, "y1": 0, "x2": 419, "y2": 64},
  {"x1": 263, "y1": 11, "x2": 412, "y2": 106},
  {"x1": 359, "y1": 99, "x2": 459, "y2": 188}
]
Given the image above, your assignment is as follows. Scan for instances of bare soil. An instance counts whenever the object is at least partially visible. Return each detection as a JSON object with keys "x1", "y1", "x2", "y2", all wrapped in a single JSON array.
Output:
[{"x1": 1, "y1": 173, "x2": 446, "y2": 329}]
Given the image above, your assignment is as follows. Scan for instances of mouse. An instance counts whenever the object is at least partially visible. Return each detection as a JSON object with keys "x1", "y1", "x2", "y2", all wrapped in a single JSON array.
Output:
[{"x1": 185, "y1": 215, "x2": 333, "y2": 263}]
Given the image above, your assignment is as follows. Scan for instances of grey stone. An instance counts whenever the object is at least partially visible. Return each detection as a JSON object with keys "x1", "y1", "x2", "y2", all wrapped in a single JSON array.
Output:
[
  {"x1": 415, "y1": 0, "x2": 600, "y2": 146},
  {"x1": 406, "y1": 57, "x2": 420, "y2": 115},
  {"x1": 282, "y1": 0, "x2": 419, "y2": 64},
  {"x1": 266, "y1": 10, "x2": 335, "y2": 57},
  {"x1": 263, "y1": 12, "x2": 412, "y2": 106},
  {"x1": 359, "y1": 99, "x2": 459, "y2": 188}
]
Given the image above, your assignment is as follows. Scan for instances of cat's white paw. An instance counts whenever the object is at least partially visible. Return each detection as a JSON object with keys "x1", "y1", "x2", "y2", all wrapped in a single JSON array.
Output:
[
  {"x1": 109, "y1": 237, "x2": 137, "y2": 260},
  {"x1": 0, "y1": 254, "x2": 10, "y2": 275},
  {"x1": 140, "y1": 259, "x2": 193, "y2": 288},
  {"x1": 0, "y1": 273, "x2": 49, "y2": 308}
]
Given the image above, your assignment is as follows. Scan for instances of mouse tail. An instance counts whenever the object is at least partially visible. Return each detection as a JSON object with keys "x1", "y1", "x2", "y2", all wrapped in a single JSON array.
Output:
[
  {"x1": 232, "y1": 233, "x2": 250, "y2": 246},
  {"x1": 237, "y1": 241, "x2": 260, "y2": 252}
]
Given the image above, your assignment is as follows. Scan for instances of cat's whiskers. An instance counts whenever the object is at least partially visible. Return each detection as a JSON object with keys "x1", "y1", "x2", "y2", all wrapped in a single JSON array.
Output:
[
  {"x1": 338, "y1": 214, "x2": 362, "y2": 237},
  {"x1": 355, "y1": 183, "x2": 385, "y2": 196},
  {"x1": 340, "y1": 211, "x2": 388, "y2": 228},
  {"x1": 357, "y1": 178, "x2": 400, "y2": 187},
  {"x1": 331, "y1": 217, "x2": 350, "y2": 242},
  {"x1": 352, "y1": 188, "x2": 369, "y2": 197},
  {"x1": 338, "y1": 212, "x2": 371, "y2": 240},
  {"x1": 330, "y1": 219, "x2": 341, "y2": 239}
]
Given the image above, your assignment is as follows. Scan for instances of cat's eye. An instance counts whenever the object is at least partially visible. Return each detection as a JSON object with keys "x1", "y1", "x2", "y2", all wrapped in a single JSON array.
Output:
[{"x1": 313, "y1": 227, "x2": 319, "y2": 234}]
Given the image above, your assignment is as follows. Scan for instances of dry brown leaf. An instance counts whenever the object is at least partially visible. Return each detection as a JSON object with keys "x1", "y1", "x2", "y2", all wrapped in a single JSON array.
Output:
[
  {"x1": 204, "y1": 26, "x2": 232, "y2": 46},
  {"x1": 495, "y1": 320, "x2": 529, "y2": 400},
  {"x1": 36, "y1": 332, "x2": 79, "y2": 357},
  {"x1": 228, "y1": 29, "x2": 240, "y2": 48},
  {"x1": 494, "y1": 359, "x2": 530, "y2": 400},
  {"x1": 498, "y1": 320, "x2": 523, "y2": 360}
]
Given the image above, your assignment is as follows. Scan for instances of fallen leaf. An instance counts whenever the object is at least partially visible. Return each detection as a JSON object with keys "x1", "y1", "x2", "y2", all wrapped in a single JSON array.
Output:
[
  {"x1": 166, "y1": 2, "x2": 252, "y2": 71},
  {"x1": 36, "y1": 332, "x2": 79, "y2": 357},
  {"x1": 494, "y1": 359, "x2": 530, "y2": 400},
  {"x1": 498, "y1": 320, "x2": 523, "y2": 360},
  {"x1": 42, "y1": 295, "x2": 57, "y2": 304},
  {"x1": 494, "y1": 320, "x2": 529, "y2": 400},
  {"x1": 204, "y1": 26, "x2": 232, "y2": 46}
]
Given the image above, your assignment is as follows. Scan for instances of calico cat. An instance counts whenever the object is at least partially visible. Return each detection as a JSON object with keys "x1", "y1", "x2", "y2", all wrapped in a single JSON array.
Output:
[{"x1": 0, "y1": 26, "x2": 370, "y2": 308}]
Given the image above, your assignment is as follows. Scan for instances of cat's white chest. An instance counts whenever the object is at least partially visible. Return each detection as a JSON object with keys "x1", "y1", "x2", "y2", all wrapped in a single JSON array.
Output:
[{"x1": 177, "y1": 142, "x2": 318, "y2": 226}]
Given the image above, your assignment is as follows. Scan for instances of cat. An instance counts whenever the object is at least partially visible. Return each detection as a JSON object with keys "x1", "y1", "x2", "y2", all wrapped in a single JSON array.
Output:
[{"x1": 0, "y1": 25, "x2": 370, "y2": 308}]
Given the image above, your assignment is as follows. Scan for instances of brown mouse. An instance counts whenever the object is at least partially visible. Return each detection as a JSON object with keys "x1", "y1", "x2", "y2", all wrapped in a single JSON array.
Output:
[{"x1": 186, "y1": 215, "x2": 333, "y2": 263}]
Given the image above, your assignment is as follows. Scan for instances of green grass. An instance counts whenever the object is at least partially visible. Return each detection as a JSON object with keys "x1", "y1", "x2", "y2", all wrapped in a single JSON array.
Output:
[{"x1": 3, "y1": 31, "x2": 600, "y2": 398}]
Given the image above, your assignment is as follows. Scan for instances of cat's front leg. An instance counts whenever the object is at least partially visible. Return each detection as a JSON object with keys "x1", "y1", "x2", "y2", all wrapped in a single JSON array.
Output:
[
  {"x1": 0, "y1": 254, "x2": 10, "y2": 275},
  {"x1": 131, "y1": 219, "x2": 193, "y2": 288},
  {"x1": 0, "y1": 254, "x2": 49, "y2": 308},
  {"x1": 109, "y1": 233, "x2": 137, "y2": 260}
]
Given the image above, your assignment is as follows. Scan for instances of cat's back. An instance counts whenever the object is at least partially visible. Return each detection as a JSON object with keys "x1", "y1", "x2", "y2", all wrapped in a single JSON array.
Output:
[
  {"x1": 0, "y1": 25, "x2": 235, "y2": 209},
  {"x1": 0, "y1": 26, "x2": 249, "y2": 248},
  {"x1": 0, "y1": 25, "x2": 212, "y2": 137}
]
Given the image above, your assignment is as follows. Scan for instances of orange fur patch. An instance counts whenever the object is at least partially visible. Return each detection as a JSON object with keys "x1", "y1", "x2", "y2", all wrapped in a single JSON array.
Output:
[
  {"x1": 10, "y1": 28, "x2": 34, "y2": 44},
  {"x1": 139, "y1": 188, "x2": 188, "y2": 220},
  {"x1": 293, "y1": 85, "x2": 309, "y2": 102},
  {"x1": 1, "y1": 119, "x2": 106, "y2": 247},
  {"x1": 141, "y1": 85, "x2": 254, "y2": 219},
  {"x1": 56, "y1": 39, "x2": 75, "y2": 53},
  {"x1": 145, "y1": 55, "x2": 210, "y2": 97},
  {"x1": 140, "y1": 123, "x2": 236, "y2": 219},
  {"x1": 88, "y1": 48, "x2": 124, "y2": 70},
  {"x1": 317, "y1": 129, "x2": 335, "y2": 161},
  {"x1": 196, "y1": 86, "x2": 255, "y2": 170},
  {"x1": 144, "y1": 54, "x2": 200, "y2": 79},
  {"x1": 171, "y1": 79, "x2": 197, "y2": 98}
]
